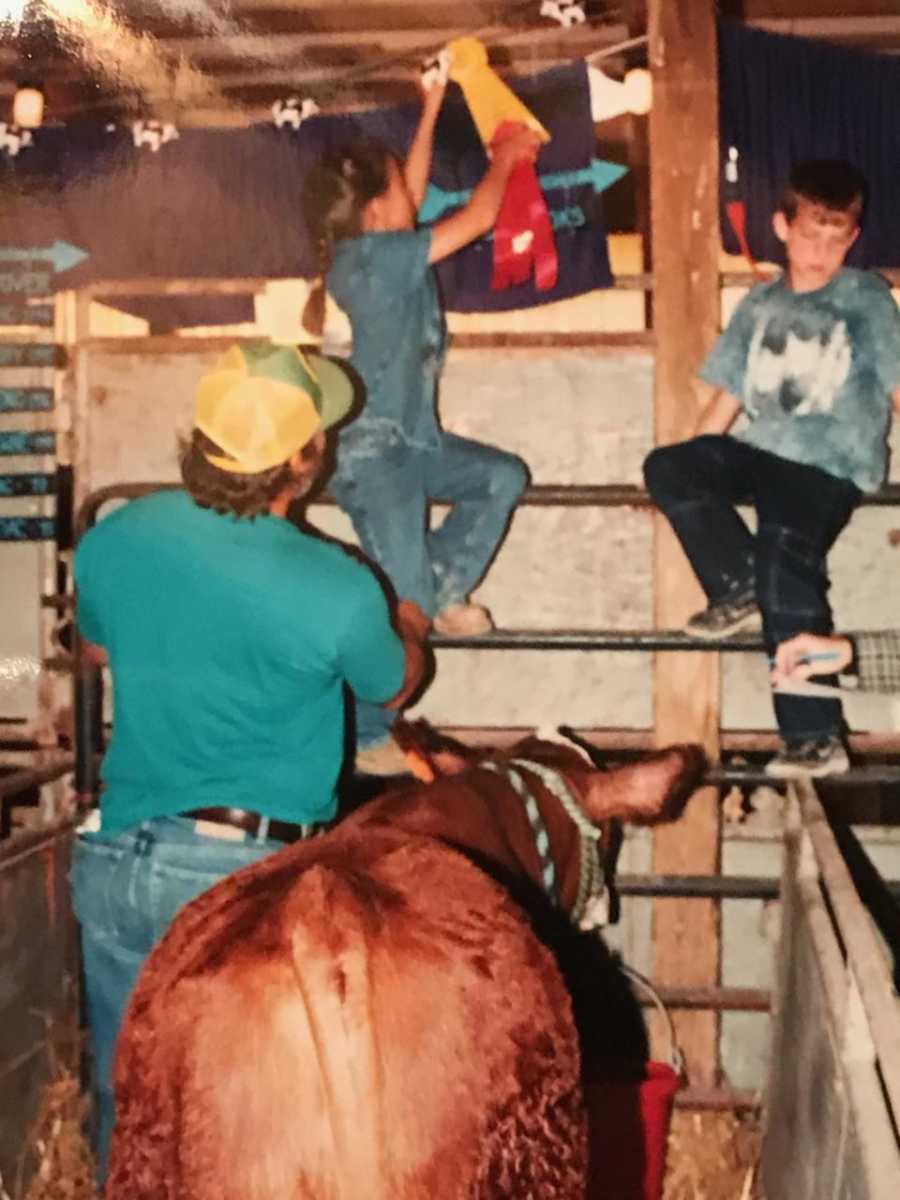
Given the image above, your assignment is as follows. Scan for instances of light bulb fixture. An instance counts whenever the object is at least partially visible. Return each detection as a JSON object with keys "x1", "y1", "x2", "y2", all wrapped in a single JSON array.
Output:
[
  {"x1": 13, "y1": 81, "x2": 43, "y2": 129},
  {"x1": 0, "y1": 2, "x2": 27, "y2": 31},
  {"x1": 623, "y1": 68, "x2": 652, "y2": 116},
  {"x1": 588, "y1": 65, "x2": 653, "y2": 123}
]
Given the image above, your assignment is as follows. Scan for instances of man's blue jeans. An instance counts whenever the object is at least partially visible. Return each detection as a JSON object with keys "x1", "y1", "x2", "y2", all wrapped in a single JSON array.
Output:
[
  {"x1": 71, "y1": 816, "x2": 287, "y2": 1179},
  {"x1": 332, "y1": 429, "x2": 528, "y2": 748},
  {"x1": 643, "y1": 435, "x2": 860, "y2": 744}
]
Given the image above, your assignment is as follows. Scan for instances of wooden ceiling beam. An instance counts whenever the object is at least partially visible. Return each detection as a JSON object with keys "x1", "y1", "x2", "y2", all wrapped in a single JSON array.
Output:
[
  {"x1": 149, "y1": 24, "x2": 629, "y2": 66},
  {"x1": 749, "y1": 15, "x2": 900, "y2": 38},
  {"x1": 234, "y1": 3, "x2": 534, "y2": 37},
  {"x1": 740, "y1": 0, "x2": 900, "y2": 17}
]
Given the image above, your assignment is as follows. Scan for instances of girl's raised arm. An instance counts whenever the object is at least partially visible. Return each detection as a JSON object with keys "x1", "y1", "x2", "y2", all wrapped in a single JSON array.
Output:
[
  {"x1": 428, "y1": 126, "x2": 541, "y2": 265},
  {"x1": 404, "y1": 78, "x2": 447, "y2": 212}
]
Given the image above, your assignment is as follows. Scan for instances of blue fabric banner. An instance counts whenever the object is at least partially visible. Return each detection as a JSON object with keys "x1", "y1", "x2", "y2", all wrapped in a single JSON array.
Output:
[
  {"x1": 0, "y1": 63, "x2": 613, "y2": 326},
  {"x1": 719, "y1": 20, "x2": 900, "y2": 268}
]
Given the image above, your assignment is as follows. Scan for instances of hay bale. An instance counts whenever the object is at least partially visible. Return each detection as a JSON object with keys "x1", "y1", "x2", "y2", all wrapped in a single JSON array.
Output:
[
  {"x1": 9, "y1": 1022, "x2": 97, "y2": 1200},
  {"x1": 664, "y1": 1109, "x2": 762, "y2": 1200}
]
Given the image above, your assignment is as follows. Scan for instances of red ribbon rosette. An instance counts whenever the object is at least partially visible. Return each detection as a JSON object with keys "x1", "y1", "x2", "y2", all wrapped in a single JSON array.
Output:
[{"x1": 489, "y1": 120, "x2": 558, "y2": 293}]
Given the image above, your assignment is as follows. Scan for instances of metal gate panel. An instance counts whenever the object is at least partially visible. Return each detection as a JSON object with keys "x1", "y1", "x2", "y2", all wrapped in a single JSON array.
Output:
[
  {"x1": 0, "y1": 820, "x2": 78, "y2": 1182},
  {"x1": 762, "y1": 786, "x2": 900, "y2": 1200}
]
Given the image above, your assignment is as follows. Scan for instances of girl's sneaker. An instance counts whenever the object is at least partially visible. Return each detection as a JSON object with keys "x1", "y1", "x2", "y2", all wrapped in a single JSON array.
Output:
[{"x1": 432, "y1": 602, "x2": 495, "y2": 636}]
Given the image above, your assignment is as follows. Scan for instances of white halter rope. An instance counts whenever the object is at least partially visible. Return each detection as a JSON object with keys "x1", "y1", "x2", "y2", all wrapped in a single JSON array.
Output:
[{"x1": 482, "y1": 758, "x2": 609, "y2": 931}]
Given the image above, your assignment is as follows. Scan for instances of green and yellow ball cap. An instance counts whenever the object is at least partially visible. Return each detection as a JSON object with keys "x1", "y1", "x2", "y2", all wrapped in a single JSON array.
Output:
[{"x1": 195, "y1": 342, "x2": 354, "y2": 474}]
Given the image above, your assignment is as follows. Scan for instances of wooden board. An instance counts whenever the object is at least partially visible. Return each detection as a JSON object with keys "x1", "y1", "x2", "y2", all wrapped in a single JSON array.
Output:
[{"x1": 647, "y1": 0, "x2": 722, "y2": 1087}]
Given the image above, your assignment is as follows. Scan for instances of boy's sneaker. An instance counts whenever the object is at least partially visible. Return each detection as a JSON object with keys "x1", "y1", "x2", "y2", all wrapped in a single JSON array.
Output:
[
  {"x1": 764, "y1": 736, "x2": 850, "y2": 780},
  {"x1": 432, "y1": 602, "x2": 494, "y2": 636},
  {"x1": 684, "y1": 592, "x2": 762, "y2": 639}
]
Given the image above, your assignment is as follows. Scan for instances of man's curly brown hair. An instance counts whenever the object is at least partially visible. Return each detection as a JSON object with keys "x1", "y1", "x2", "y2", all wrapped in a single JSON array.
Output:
[{"x1": 180, "y1": 429, "x2": 319, "y2": 518}]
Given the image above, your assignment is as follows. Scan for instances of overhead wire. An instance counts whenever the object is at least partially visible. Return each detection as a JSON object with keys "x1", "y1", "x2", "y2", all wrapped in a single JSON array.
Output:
[{"x1": 328, "y1": 2, "x2": 631, "y2": 89}]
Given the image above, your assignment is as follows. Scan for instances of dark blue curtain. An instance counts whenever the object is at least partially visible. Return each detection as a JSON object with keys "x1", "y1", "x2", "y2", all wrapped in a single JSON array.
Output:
[
  {"x1": 719, "y1": 19, "x2": 900, "y2": 268},
  {"x1": 0, "y1": 62, "x2": 611, "y2": 326}
]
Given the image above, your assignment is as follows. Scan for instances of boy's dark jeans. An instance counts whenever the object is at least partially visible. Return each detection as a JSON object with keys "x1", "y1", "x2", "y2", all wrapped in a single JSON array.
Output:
[{"x1": 644, "y1": 435, "x2": 861, "y2": 744}]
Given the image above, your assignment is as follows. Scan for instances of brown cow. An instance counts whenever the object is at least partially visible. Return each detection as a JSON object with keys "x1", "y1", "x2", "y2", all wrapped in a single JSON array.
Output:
[{"x1": 105, "y1": 732, "x2": 704, "y2": 1200}]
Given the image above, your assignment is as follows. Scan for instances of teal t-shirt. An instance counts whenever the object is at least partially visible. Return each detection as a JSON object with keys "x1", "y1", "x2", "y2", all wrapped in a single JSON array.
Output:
[
  {"x1": 699, "y1": 269, "x2": 900, "y2": 492},
  {"x1": 74, "y1": 490, "x2": 405, "y2": 833},
  {"x1": 328, "y1": 228, "x2": 446, "y2": 451}
]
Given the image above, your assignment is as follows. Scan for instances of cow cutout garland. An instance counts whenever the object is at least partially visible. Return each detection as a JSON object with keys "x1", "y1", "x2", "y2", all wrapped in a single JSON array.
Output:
[
  {"x1": 447, "y1": 37, "x2": 557, "y2": 293},
  {"x1": 0, "y1": 123, "x2": 33, "y2": 158},
  {"x1": 420, "y1": 49, "x2": 450, "y2": 92},
  {"x1": 540, "y1": 0, "x2": 586, "y2": 28},
  {"x1": 272, "y1": 96, "x2": 320, "y2": 130},
  {"x1": 131, "y1": 120, "x2": 179, "y2": 152}
]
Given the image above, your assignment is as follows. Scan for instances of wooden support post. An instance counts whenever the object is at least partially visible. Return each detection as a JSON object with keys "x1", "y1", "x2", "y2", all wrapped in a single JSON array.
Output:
[
  {"x1": 647, "y1": 0, "x2": 722, "y2": 1086},
  {"x1": 623, "y1": 0, "x2": 652, "y2": 331}
]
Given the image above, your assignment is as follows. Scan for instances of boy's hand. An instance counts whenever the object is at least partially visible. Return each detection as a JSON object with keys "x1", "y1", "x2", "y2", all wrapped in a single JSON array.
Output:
[
  {"x1": 490, "y1": 125, "x2": 542, "y2": 175},
  {"x1": 771, "y1": 633, "x2": 853, "y2": 683}
]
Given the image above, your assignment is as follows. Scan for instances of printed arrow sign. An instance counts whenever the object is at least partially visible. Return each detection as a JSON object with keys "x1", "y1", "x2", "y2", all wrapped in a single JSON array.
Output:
[
  {"x1": 0, "y1": 387, "x2": 53, "y2": 413},
  {"x1": 419, "y1": 159, "x2": 628, "y2": 224},
  {"x1": 0, "y1": 301, "x2": 53, "y2": 326},
  {"x1": 0, "y1": 515, "x2": 55, "y2": 542},
  {"x1": 0, "y1": 241, "x2": 89, "y2": 273},
  {"x1": 0, "y1": 472, "x2": 56, "y2": 497}
]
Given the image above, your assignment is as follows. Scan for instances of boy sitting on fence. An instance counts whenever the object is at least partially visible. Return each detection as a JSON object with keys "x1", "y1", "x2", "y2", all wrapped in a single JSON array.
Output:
[{"x1": 644, "y1": 160, "x2": 900, "y2": 778}]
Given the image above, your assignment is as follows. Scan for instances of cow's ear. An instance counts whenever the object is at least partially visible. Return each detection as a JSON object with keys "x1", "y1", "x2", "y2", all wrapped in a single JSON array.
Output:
[{"x1": 580, "y1": 745, "x2": 706, "y2": 825}]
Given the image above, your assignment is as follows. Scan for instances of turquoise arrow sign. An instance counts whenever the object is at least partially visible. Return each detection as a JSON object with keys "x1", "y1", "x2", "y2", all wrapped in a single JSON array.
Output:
[
  {"x1": 419, "y1": 159, "x2": 628, "y2": 224},
  {"x1": 0, "y1": 515, "x2": 55, "y2": 542},
  {"x1": 0, "y1": 430, "x2": 56, "y2": 455},
  {"x1": 0, "y1": 388, "x2": 53, "y2": 413},
  {"x1": 0, "y1": 472, "x2": 56, "y2": 497},
  {"x1": 539, "y1": 160, "x2": 628, "y2": 194},
  {"x1": 0, "y1": 241, "x2": 89, "y2": 273}
]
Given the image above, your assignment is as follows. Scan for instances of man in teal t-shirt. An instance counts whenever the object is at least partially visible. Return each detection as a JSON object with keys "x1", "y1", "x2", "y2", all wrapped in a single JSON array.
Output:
[
  {"x1": 76, "y1": 487, "x2": 406, "y2": 832},
  {"x1": 72, "y1": 342, "x2": 430, "y2": 1176}
]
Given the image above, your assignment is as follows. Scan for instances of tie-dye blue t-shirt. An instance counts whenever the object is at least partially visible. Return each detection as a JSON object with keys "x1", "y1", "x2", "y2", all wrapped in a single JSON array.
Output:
[{"x1": 699, "y1": 269, "x2": 900, "y2": 492}]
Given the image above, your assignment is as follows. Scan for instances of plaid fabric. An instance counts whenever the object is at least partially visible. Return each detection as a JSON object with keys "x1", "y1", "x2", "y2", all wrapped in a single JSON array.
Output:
[{"x1": 852, "y1": 631, "x2": 900, "y2": 695}]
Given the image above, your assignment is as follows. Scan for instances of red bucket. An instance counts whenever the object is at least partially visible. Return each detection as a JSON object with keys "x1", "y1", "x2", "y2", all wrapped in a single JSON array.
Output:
[{"x1": 584, "y1": 968, "x2": 683, "y2": 1200}]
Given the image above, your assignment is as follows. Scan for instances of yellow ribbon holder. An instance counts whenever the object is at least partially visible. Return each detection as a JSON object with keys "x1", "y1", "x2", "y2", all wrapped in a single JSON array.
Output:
[{"x1": 447, "y1": 37, "x2": 550, "y2": 147}]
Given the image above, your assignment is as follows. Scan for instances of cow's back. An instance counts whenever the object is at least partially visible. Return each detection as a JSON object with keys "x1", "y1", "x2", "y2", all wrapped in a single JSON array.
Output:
[{"x1": 106, "y1": 825, "x2": 586, "y2": 1199}]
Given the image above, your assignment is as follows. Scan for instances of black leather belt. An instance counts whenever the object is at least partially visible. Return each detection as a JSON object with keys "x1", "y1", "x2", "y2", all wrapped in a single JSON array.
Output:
[{"x1": 184, "y1": 807, "x2": 321, "y2": 845}]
